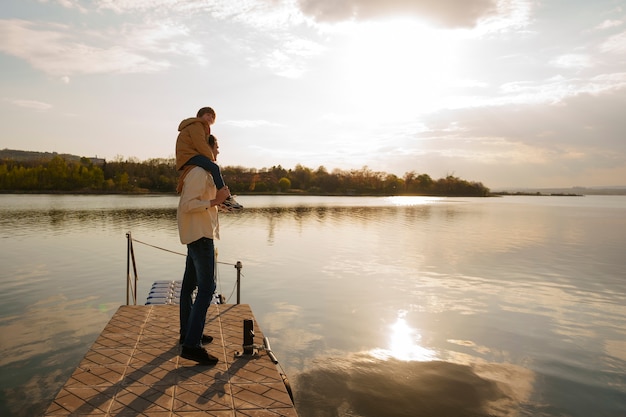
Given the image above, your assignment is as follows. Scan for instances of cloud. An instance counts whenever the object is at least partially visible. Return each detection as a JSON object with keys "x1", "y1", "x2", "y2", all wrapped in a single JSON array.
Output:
[
  {"x1": 113, "y1": 20, "x2": 208, "y2": 65},
  {"x1": 2, "y1": 1, "x2": 320, "y2": 80},
  {"x1": 8, "y1": 99, "x2": 53, "y2": 111},
  {"x1": 600, "y1": 30, "x2": 626, "y2": 54},
  {"x1": 550, "y1": 54, "x2": 592, "y2": 69},
  {"x1": 252, "y1": 48, "x2": 307, "y2": 78},
  {"x1": 223, "y1": 119, "x2": 284, "y2": 128},
  {"x1": 488, "y1": 72, "x2": 626, "y2": 107},
  {"x1": 95, "y1": 0, "x2": 302, "y2": 31},
  {"x1": 246, "y1": 35, "x2": 325, "y2": 78},
  {"x1": 420, "y1": 86, "x2": 626, "y2": 166},
  {"x1": 39, "y1": 0, "x2": 88, "y2": 13},
  {"x1": 94, "y1": 0, "x2": 191, "y2": 13},
  {"x1": 296, "y1": 0, "x2": 499, "y2": 27},
  {"x1": 374, "y1": 84, "x2": 626, "y2": 187},
  {"x1": 0, "y1": 19, "x2": 172, "y2": 76},
  {"x1": 596, "y1": 19, "x2": 623, "y2": 30}
]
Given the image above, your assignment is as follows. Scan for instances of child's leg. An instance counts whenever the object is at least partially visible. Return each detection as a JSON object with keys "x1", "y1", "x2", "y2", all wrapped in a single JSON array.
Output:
[{"x1": 185, "y1": 155, "x2": 226, "y2": 190}]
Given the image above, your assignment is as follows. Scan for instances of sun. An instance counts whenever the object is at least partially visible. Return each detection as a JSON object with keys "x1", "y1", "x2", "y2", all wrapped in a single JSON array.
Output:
[{"x1": 334, "y1": 19, "x2": 461, "y2": 121}]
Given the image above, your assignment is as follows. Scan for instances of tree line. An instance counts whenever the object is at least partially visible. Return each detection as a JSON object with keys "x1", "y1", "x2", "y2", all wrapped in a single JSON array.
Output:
[{"x1": 0, "y1": 155, "x2": 491, "y2": 196}]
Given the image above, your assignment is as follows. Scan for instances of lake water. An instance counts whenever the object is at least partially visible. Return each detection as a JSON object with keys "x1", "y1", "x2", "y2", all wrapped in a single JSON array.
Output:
[{"x1": 0, "y1": 194, "x2": 625, "y2": 417}]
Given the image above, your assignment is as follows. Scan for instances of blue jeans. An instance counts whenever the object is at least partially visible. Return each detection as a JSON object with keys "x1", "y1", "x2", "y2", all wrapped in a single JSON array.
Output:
[
  {"x1": 185, "y1": 155, "x2": 226, "y2": 190},
  {"x1": 180, "y1": 237, "x2": 216, "y2": 347}
]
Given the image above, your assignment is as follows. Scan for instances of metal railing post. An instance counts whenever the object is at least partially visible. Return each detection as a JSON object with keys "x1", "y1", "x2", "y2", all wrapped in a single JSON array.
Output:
[
  {"x1": 235, "y1": 261, "x2": 242, "y2": 304},
  {"x1": 126, "y1": 232, "x2": 131, "y2": 305},
  {"x1": 126, "y1": 232, "x2": 138, "y2": 305}
]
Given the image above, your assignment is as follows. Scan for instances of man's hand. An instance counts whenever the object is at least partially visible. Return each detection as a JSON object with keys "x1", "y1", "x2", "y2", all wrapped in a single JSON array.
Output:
[{"x1": 215, "y1": 186, "x2": 230, "y2": 205}]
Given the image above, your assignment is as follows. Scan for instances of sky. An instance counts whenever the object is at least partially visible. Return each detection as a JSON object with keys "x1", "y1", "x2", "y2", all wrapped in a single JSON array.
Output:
[{"x1": 1, "y1": 0, "x2": 625, "y2": 189}]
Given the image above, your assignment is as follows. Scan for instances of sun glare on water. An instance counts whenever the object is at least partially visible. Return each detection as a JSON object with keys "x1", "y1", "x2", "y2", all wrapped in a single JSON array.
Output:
[
  {"x1": 371, "y1": 312, "x2": 436, "y2": 361},
  {"x1": 385, "y1": 196, "x2": 444, "y2": 206}
]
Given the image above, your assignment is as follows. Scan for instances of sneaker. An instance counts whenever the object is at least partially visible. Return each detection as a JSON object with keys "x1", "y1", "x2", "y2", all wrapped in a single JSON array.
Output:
[
  {"x1": 181, "y1": 346, "x2": 219, "y2": 365},
  {"x1": 219, "y1": 195, "x2": 243, "y2": 212},
  {"x1": 179, "y1": 334, "x2": 214, "y2": 345}
]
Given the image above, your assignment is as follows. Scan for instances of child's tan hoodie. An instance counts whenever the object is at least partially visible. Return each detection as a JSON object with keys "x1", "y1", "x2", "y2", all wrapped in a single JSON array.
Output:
[{"x1": 175, "y1": 117, "x2": 215, "y2": 193}]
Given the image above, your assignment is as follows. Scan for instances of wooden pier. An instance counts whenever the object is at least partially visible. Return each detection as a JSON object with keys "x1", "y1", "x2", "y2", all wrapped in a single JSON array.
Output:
[{"x1": 44, "y1": 303, "x2": 298, "y2": 416}]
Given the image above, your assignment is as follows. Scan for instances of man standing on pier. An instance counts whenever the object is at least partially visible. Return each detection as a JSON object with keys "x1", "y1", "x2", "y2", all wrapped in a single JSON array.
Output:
[{"x1": 177, "y1": 134, "x2": 230, "y2": 364}]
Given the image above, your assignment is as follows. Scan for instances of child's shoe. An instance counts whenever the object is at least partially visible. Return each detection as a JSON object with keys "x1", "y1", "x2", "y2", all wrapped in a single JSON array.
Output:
[{"x1": 219, "y1": 195, "x2": 243, "y2": 212}]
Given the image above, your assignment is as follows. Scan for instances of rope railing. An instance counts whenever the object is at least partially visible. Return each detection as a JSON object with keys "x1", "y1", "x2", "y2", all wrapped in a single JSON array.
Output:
[
  {"x1": 131, "y1": 236, "x2": 237, "y2": 267},
  {"x1": 126, "y1": 231, "x2": 243, "y2": 305}
]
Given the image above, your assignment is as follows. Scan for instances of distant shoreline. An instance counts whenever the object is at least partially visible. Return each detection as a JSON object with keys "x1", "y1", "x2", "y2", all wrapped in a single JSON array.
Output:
[
  {"x1": 493, "y1": 191, "x2": 584, "y2": 197},
  {"x1": 2, "y1": 190, "x2": 625, "y2": 196}
]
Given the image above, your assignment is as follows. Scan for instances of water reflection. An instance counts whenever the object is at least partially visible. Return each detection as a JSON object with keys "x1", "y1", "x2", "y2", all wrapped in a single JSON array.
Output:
[
  {"x1": 0, "y1": 294, "x2": 118, "y2": 416},
  {"x1": 237, "y1": 205, "x2": 435, "y2": 248},
  {"x1": 0, "y1": 295, "x2": 116, "y2": 367},
  {"x1": 370, "y1": 312, "x2": 435, "y2": 362},
  {"x1": 0, "y1": 208, "x2": 179, "y2": 235},
  {"x1": 294, "y1": 353, "x2": 534, "y2": 417}
]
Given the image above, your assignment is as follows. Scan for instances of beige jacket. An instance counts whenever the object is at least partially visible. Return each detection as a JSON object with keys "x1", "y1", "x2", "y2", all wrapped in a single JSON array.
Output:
[{"x1": 177, "y1": 166, "x2": 220, "y2": 245}]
